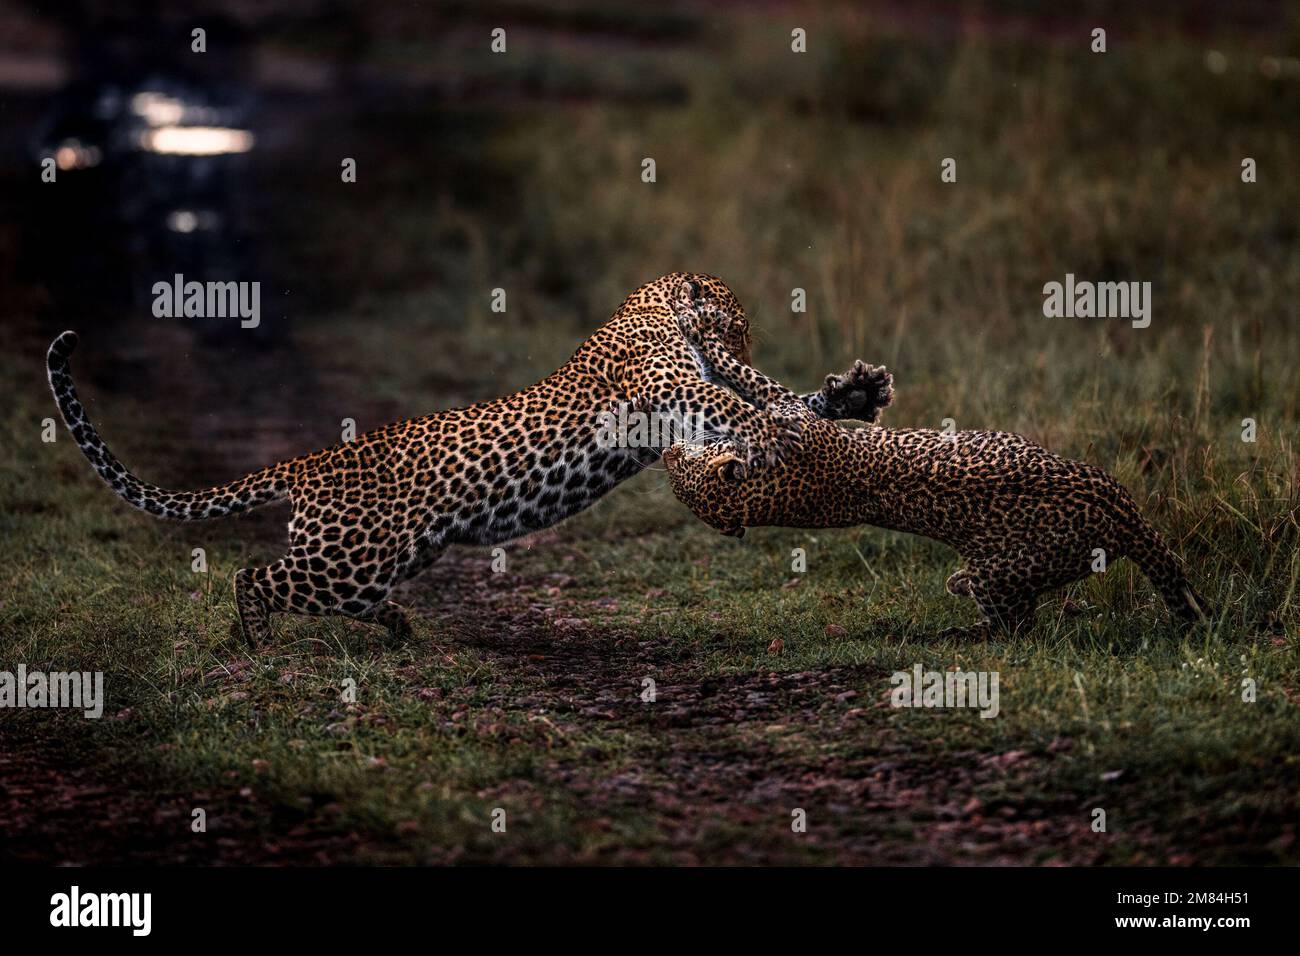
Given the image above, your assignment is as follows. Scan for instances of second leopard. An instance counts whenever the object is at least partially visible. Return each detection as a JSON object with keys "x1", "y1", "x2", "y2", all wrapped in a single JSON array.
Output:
[{"x1": 662, "y1": 300, "x2": 1212, "y2": 639}]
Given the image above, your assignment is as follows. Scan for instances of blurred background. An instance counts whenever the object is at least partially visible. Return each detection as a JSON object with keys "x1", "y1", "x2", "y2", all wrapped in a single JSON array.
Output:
[{"x1": 3, "y1": 0, "x2": 1297, "y2": 478}]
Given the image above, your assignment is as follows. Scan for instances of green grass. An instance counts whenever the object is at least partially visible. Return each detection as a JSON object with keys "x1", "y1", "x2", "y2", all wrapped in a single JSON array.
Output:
[{"x1": 2, "y1": 5, "x2": 1299, "y2": 863}]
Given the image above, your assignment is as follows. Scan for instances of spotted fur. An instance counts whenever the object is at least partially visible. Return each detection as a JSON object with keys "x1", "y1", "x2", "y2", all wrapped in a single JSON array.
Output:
[
  {"x1": 48, "y1": 273, "x2": 844, "y2": 646},
  {"x1": 664, "y1": 308, "x2": 1212, "y2": 638}
]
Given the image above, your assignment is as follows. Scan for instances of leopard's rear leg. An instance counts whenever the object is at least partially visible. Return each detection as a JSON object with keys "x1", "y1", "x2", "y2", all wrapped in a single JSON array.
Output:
[
  {"x1": 233, "y1": 558, "x2": 328, "y2": 646},
  {"x1": 939, "y1": 559, "x2": 1037, "y2": 639},
  {"x1": 232, "y1": 581, "x2": 410, "y2": 646},
  {"x1": 349, "y1": 535, "x2": 448, "y2": 642},
  {"x1": 939, "y1": 567, "x2": 993, "y2": 639},
  {"x1": 233, "y1": 567, "x2": 273, "y2": 646},
  {"x1": 232, "y1": 554, "x2": 334, "y2": 646},
  {"x1": 235, "y1": 560, "x2": 408, "y2": 645},
  {"x1": 234, "y1": 499, "x2": 436, "y2": 648}
]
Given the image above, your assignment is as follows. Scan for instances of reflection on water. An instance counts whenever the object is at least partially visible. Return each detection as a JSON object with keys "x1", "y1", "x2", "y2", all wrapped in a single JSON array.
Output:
[
  {"x1": 136, "y1": 124, "x2": 255, "y2": 156},
  {"x1": 128, "y1": 88, "x2": 255, "y2": 156},
  {"x1": 35, "y1": 70, "x2": 265, "y2": 347},
  {"x1": 10, "y1": 6, "x2": 524, "y2": 484}
]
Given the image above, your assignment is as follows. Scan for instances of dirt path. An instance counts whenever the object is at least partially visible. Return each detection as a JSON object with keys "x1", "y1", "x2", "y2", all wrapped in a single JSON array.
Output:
[
  {"x1": 399, "y1": 557, "x2": 1127, "y2": 865},
  {"x1": 0, "y1": 552, "x2": 1128, "y2": 865},
  {"x1": 0, "y1": 721, "x2": 367, "y2": 865}
]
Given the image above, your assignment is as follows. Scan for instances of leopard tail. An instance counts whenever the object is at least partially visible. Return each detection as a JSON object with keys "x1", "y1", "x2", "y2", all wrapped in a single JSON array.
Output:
[
  {"x1": 47, "y1": 331, "x2": 294, "y2": 520},
  {"x1": 1111, "y1": 487, "x2": 1212, "y2": 621}
]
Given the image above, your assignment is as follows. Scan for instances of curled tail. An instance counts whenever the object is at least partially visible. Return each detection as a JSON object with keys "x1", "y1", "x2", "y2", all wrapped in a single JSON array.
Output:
[
  {"x1": 47, "y1": 331, "x2": 293, "y2": 520},
  {"x1": 1108, "y1": 485, "x2": 1211, "y2": 622}
]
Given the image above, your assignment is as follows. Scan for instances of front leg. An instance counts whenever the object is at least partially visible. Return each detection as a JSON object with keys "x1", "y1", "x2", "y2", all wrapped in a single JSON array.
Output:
[
  {"x1": 619, "y1": 362, "x2": 804, "y2": 473},
  {"x1": 671, "y1": 298, "x2": 800, "y2": 410},
  {"x1": 692, "y1": 331, "x2": 891, "y2": 422},
  {"x1": 672, "y1": 303, "x2": 890, "y2": 421}
]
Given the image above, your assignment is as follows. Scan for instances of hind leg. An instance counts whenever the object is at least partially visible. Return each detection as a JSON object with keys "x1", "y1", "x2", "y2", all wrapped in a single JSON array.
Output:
[
  {"x1": 326, "y1": 541, "x2": 434, "y2": 642},
  {"x1": 237, "y1": 569, "x2": 408, "y2": 646},
  {"x1": 343, "y1": 536, "x2": 447, "y2": 641},
  {"x1": 938, "y1": 565, "x2": 993, "y2": 640},
  {"x1": 232, "y1": 553, "x2": 333, "y2": 647},
  {"x1": 969, "y1": 579, "x2": 1036, "y2": 637},
  {"x1": 233, "y1": 567, "x2": 274, "y2": 647},
  {"x1": 940, "y1": 558, "x2": 1039, "y2": 639},
  {"x1": 232, "y1": 559, "x2": 323, "y2": 647}
]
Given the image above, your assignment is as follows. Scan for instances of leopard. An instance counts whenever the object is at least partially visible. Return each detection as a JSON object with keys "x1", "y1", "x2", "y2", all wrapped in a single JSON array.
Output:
[
  {"x1": 661, "y1": 297, "x2": 1212, "y2": 639},
  {"x1": 47, "y1": 272, "x2": 867, "y2": 647}
]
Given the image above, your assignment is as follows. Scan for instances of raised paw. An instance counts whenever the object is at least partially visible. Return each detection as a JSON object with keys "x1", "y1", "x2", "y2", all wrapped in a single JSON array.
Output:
[{"x1": 820, "y1": 360, "x2": 894, "y2": 422}]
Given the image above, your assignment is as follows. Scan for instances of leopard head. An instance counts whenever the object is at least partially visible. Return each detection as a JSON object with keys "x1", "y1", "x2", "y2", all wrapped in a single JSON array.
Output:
[
  {"x1": 662, "y1": 439, "x2": 748, "y2": 538},
  {"x1": 671, "y1": 274, "x2": 753, "y2": 367}
]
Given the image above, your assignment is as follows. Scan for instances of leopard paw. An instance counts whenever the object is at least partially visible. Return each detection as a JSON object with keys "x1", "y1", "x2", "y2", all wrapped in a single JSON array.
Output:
[{"x1": 820, "y1": 360, "x2": 894, "y2": 422}]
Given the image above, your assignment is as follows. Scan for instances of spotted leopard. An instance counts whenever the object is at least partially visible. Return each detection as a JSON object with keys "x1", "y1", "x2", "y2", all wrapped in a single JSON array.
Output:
[
  {"x1": 663, "y1": 301, "x2": 1212, "y2": 638},
  {"x1": 46, "y1": 273, "x2": 864, "y2": 646}
]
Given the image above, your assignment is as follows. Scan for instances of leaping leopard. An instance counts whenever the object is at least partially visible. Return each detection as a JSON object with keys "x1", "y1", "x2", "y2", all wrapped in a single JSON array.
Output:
[{"x1": 48, "y1": 273, "x2": 865, "y2": 646}]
